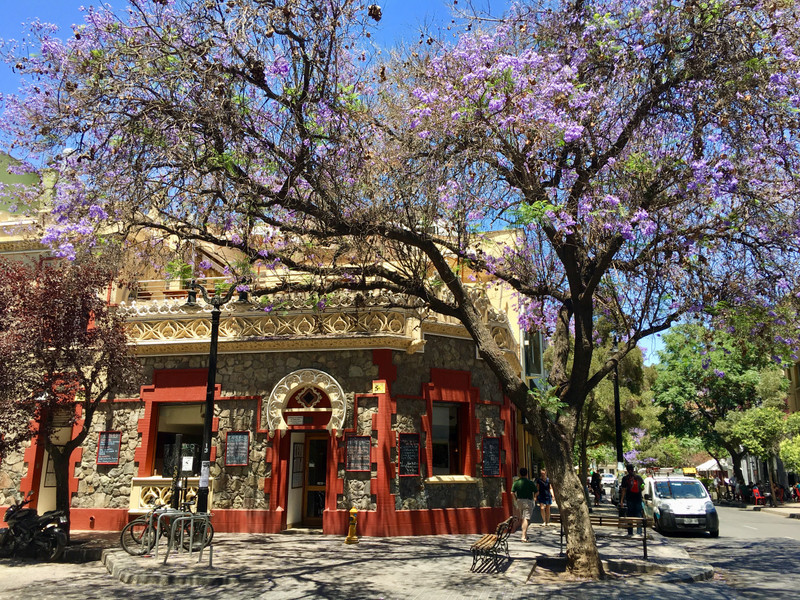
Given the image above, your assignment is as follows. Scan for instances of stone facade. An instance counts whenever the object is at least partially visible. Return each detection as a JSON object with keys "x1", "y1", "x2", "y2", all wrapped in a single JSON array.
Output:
[
  {"x1": 0, "y1": 444, "x2": 29, "y2": 505},
  {"x1": 73, "y1": 403, "x2": 143, "y2": 509},
  {"x1": 2, "y1": 333, "x2": 512, "y2": 533}
]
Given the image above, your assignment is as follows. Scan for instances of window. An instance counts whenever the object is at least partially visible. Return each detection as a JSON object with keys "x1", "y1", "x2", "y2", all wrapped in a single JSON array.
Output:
[
  {"x1": 431, "y1": 403, "x2": 461, "y2": 475},
  {"x1": 154, "y1": 404, "x2": 204, "y2": 477},
  {"x1": 523, "y1": 331, "x2": 544, "y2": 378}
]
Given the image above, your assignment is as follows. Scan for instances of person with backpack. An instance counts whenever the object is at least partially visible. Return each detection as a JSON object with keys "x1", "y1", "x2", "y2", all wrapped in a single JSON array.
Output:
[{"x1": 620, "y1": 463, "x2": 645, "y2": 535}]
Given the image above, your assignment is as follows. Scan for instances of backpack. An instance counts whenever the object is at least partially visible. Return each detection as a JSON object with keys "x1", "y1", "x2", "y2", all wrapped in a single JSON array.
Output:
[{"x1": 627, "y1": 476, "x2": 641, "y2": 494}]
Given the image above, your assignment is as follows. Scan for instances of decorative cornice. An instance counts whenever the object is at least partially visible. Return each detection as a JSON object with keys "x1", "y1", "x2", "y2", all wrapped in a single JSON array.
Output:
[{"x1": 121, "y1": 289, "x2": 519, "y2": 361}]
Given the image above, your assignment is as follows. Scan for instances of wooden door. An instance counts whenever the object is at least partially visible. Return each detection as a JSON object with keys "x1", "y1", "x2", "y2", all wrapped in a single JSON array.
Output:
[{"x1": 302, "y1": 435, "x2": 328, "y2": 527}]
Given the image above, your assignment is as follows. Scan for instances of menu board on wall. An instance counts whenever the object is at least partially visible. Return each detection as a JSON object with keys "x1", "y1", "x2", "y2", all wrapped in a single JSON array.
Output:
[
  {"x1": 97, "y1": 431, "x2": 121, "y2": 465},
  {"x1": 346, "y1": 436, "x2": 371, "y2": 472},
  {"x1": 225, "y1": 431, "x2": 250, "y2": 466},
  {"x1": 398, "y1": 433, "x2": 420, "y2": 477},
  {"x1": 482, "y1": 437, "x2": 501, "y2": 477}
]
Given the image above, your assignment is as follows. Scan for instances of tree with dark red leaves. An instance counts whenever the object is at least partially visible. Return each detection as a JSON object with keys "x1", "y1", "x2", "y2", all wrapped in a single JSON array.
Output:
[{"x1": 0, "y1": 258, "x2": 139, "y2": 527}]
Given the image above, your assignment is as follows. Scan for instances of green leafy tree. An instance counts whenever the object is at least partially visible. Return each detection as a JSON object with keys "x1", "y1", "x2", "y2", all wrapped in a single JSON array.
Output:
[
  {"x1": 653, "y1": 323, "x2": 785, "y2": 484},
  {"x1": 780, "y1": 414, "x2": 800, "y2": 475},
  {"x1": 732, "y1": 406, "x2": 788, "y2": 507}
]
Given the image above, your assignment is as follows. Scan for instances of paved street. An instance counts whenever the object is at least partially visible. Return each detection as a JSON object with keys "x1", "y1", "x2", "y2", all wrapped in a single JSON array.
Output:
[
  {"x1": 665, "y1": 506, "x2": 800, "y2": 599},
  {"x1": 0, "y1": 505, "x2": 798, "y2": 599}
]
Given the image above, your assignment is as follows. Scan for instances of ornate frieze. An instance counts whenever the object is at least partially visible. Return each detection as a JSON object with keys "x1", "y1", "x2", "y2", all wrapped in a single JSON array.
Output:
[{"x1": 118, "y1": 289, "x2": 517, "y2": 359}]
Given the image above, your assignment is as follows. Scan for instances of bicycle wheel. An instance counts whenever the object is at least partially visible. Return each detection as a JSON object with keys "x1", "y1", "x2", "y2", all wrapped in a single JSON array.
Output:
[
  {"x1": 180, "y1": 520, "x2": 214, "y2": 551},
  {"x1": 120, "y1": 517, "x2": 156, "y2": 556}
]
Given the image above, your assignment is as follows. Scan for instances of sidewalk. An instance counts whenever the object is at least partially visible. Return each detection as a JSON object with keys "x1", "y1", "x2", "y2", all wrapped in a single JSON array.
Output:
[
  {"x1": 87, "y1": 514, "x2": 712, "y2": 598},
  {"x1": 752, "y1": 503, "x2": 800, "y2": 519}
]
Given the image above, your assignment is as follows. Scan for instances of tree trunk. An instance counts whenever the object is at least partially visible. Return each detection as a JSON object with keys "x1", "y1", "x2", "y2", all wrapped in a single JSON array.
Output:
[
  {"x1": 724, "y1": 445, "x2": 746, "y2": 491},
  {"x1": 767, "y1": 457, "x2": 778, "y2": 507},
  {"x1": 577, "y1": 410, "x2": 590, "y2": 509},
  {"x1": 48, "y1": 445, "x2": 72, "y2": 538},
  {"x1": 538, "y1": 420, "x2": 604, "y2": 578}
]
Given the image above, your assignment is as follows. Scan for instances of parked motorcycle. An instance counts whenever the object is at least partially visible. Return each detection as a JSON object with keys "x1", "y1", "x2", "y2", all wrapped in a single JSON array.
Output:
[{"x1": 0, "y1": 492, "x2": 68, "y2": 561}]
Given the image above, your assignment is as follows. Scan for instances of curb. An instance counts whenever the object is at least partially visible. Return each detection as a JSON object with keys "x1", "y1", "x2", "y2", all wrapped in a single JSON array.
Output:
[
  {"x1": 602, "y1": 558, "x2": 668, "y2": 574},
  {"x1": 62, "y1": 545, "x2": 105, "y2": 563},
  {"x1": 752, "y1": 507, "x2": 800, "y2": 519},
  {"x1": 102, "y1": 549, "x2": 258, "y2": 587}
]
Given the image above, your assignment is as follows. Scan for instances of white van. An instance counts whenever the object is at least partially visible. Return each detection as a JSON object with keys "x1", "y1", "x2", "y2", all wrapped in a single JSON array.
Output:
[{"x1": 642, "y1": 476, "x2": 719, "y2": 537}]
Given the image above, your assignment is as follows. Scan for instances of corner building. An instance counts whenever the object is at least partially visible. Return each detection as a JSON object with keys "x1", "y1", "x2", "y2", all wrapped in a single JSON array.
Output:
[{"x1": 11, "y1": 288, "x2": 521, "y2": 536}]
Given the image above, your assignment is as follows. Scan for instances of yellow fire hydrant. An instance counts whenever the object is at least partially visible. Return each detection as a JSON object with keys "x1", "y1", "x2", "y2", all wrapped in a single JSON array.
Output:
[{"x1": 344, "y1": 506, "x2": 359, "y2": 545}]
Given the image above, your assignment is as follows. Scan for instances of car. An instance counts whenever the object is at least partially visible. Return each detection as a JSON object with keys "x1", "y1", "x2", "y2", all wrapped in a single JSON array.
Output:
[
  {"x1": 601, "y1": 473, "x2": 617, "y2": 498},
  {"x1": 642, "y1": 475, "x2": 719, "y2": 537},
  {"x1": 610, "y1": 477, "x2": 622, "y2": 505}
]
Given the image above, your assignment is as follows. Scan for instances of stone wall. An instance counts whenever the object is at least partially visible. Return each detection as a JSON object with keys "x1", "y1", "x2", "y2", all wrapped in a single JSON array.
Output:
[
  {"x1": 0, "y1": 444, "x2": 29, "y2": 506},
  {"x1": 136, "y1": 349, "x2": 380, "y2": 403},
  {"x1": 391, "y1": 335, "x2": 503, "y2": 403},
  {"x1": 73, "y1": 403, "x2": 143, "y2": 509},
  {"x1": 212, "y1": 399, "x2": 269, "y2": 510}
]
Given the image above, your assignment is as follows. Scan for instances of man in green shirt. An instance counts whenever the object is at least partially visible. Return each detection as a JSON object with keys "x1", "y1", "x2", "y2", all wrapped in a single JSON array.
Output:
[{"x1": 511, "y1": 467, "x2": 538, "y2": 542}]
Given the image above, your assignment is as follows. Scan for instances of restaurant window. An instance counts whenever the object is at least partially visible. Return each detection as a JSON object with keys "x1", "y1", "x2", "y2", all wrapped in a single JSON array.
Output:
[
  {"x1": 154, "y1": 404, "x2": 204, "y2": 477},
  {"x1": 431, "y1": 403, "x2": 462, "y2": 475}
]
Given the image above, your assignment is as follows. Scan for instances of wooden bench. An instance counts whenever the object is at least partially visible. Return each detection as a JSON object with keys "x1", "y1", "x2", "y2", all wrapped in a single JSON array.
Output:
[
  {"x1": 469, "y1": 516, "x2": 517, "y2": 572},
  {"x1": 551, "y1": 513, "x2": 654, "y2": 559}
]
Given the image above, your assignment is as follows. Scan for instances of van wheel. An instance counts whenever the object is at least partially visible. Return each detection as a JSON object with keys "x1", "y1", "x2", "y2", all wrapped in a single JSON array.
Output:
[
  {"x1": 709, "y1": 529, "x2": 719, "y2": 538},
  {"x1": 654, "y1": 516, "x2": 662, "y2": 533}
]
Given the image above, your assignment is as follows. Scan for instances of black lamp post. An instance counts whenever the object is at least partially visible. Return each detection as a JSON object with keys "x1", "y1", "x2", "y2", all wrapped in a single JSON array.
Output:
[
  {"x1": 183, "y1": 279, "x2": 240, "y2": 514},
  {"x1": 612, "y1": 337, "x2": 624, "y2": 471}
]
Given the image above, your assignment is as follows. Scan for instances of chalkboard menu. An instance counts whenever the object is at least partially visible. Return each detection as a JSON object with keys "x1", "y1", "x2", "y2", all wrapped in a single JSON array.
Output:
[
  {"x1": 97, "y1": 431, "x2": 121, "y2": 465},
  {"x1": 225, "y1": 431, "x2": 250, "y2": 466},
  {"x1": 346, "y1": 436, "x2": 371, "y2": 472},
  {"x1": 482, "y1": 437, "x2": 501, "y2": 477},
  {"x1": 398, "y1": 433, "x2": 420, "y2": 477}
]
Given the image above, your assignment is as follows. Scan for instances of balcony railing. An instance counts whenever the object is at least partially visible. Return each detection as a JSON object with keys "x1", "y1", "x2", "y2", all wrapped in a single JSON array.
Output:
[{"x1": 129, "y1": 476, "x2": 215, "y2": 515}]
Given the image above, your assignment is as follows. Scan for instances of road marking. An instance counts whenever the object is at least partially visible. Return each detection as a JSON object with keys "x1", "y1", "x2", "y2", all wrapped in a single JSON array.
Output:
[{"x1": 743, "y1": 525, "x2": 758, "y2": 530}]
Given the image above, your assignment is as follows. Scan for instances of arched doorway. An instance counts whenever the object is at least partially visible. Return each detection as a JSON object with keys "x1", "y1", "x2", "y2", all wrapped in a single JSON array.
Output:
[{"x1": 265, "y1": 369, "x2": 347, "y2": 528}]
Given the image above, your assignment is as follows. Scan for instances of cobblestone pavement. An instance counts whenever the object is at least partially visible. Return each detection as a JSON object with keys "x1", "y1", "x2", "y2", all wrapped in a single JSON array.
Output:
[{"x1": 0, "y1": 521, "x2": 731, "y2": 600}]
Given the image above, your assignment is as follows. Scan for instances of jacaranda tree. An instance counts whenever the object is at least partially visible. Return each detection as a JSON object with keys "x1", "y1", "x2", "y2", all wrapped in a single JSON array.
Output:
[{"x1": 3, "y1": 0, "x2": 800, "y2": 576}]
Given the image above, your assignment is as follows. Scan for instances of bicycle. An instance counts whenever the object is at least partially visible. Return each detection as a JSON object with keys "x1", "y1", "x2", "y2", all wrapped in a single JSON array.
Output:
[{"x1": 120, "y1": 500, "x2": 213, "y2": 556}]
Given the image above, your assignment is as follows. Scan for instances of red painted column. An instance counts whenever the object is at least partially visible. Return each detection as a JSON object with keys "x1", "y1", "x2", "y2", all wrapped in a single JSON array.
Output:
[{"x1": 370, "y1": 381, "x2": 395, "y2": 536}]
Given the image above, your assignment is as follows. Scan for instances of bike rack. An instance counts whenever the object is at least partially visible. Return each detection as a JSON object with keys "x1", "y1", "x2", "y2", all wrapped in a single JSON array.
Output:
[
  {"x1": 151, "y1": 508, "x2": 186, "y2": 560},
  {"x1": 161, "y1": 513, "x2": 213, "y2": 566}
]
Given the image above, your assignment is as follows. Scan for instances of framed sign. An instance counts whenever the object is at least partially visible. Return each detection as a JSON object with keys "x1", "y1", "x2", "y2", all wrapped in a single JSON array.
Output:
[
  {"x1": 97, "y1": 431, "x2": 122, "y2": 466},
  {"x1": 398, "y1": 433, "x2": 420, "y2": 477},
  {"x1": 43, "y1": 454, "x2": 56, "y2": 487},
  {"x1": 482, "y1": 437, "x2": 501, "y2": 477},
  {"x1": 346, "y1": 436, "x2": 371, "y2": 472},
  {"x1": 225, "y1": 431, "x2": 250, "y2": 466},
  {"x1": 291, "y1": 443, "x2": 304, "y2": 489}
]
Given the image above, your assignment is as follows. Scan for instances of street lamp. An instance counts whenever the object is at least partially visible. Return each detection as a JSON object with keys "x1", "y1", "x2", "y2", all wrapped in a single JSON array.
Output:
[
  {"x1": 183, "y1": 279, "x2": 241, "y2": 514},
  {"x1": 612, "y1": 337, "x2": 624, "y2": 473}
]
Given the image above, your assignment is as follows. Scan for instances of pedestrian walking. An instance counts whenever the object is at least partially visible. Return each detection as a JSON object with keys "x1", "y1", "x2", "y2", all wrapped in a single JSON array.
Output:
[
  {"x1": 620, "y1": 463, "x2": 645, "y2": 535},
  {"x1": 535, "y1": 468, "x2": 553, "y2": 527},
  {"x1": 511, "y1": 467, "x2": 537, "y2": 542}
]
